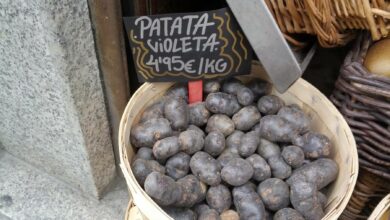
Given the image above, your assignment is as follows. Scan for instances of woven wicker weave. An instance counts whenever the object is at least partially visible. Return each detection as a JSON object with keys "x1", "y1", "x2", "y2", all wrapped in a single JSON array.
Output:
[
  {"x1": 330, "y1": 33, "x2": 390, "y2": 219},
  {"x1": 265, "y1": 0, "x2": 390, "y2": 47}
]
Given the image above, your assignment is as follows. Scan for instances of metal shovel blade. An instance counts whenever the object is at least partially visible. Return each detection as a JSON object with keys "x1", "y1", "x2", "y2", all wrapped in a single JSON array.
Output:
[{"x1": 227, "y1": 0, "x2": 315, "y2": 93}]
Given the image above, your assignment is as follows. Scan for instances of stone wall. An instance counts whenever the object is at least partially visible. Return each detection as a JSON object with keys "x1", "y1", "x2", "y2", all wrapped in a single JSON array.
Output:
[{"x1": 0, "y1": 0, "x2": 116, "y2": 198}]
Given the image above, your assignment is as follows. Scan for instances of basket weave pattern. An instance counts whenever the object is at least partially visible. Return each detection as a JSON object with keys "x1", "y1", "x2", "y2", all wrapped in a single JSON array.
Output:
[
  {"x1": 265, "y1": 0, "x2": 390, "y2": 47},
  {"x1": 330, "y1": 33, "x2": 390, "y2": 219}
]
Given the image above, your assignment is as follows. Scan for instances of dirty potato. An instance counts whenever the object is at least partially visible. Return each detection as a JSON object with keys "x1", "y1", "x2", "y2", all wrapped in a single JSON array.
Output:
[
  {"x1": 164, "y1": 97, "x2": 189, "y2": 131},
  {"x1": 293, "y1": 132, "x2": 332, "y2": 159},
  {"x1": 204, "y1": 131, "x2": 226, "y2": 157},
  {"x1": 132, "y1": 158, "x2": 165, "y2": 186},
  {"x1": 179, "y1": 129, "x2": 205, "y2": 155},
  {"x1": 144, "y1": 172, "x2": 182, "y2": 206},
  {"x1": 232, "y1": 106, "x2": 261, "y2": 131},
  {"x1": 190, "y1": 152, "x2": 221, "y2": 186},
  {"x1": 259, "y1": 115, "x2": 299, "y2": 142},
  {"x1": 206, "y1": 184, "x2": 232, "y2": 213},
  {"x1": 165, "y1": 152, "x2": 191, "y2": 180},
  {"x1": 257, "y1": 178, "x2": 290, "y2": 211},
  {"x1": 153, "y1": 136, "x2": 180, "y2": 160},
  {"x1": 237, "y1": 87, "x2": 255, "y2": 106},
  {"x1": 130, "y1": 118, "x2": 172, "y2": 148},
  {"x1": 246, "y1": 154, "x2": 271, "y2": 182},
  {"x1": 281, "y1": 145, "x2": 305, "y2": 168},
  {"x1": 257, "y1": 95, "x2": 285, "y2": 115},
  {"x1": 176, "y1": 175, "x2": 207, "y2": 207},
  {"x1": 238, "y1": 131, "x2": 260, "y2": 157},
  {"x1": 206, "y1": 114, "x2": 235, "y2": 137},
  {"x1": 268, "y1": 156, "x2": 292, "y2": 179},
  {"x1": 278, "y1": 104, "x2": 310, "y2": 134},
  {"x1": 221, "y1": 158, "x2": 254, "y2": 186},
  {"x1": 205, "y1": 93, "x2": 241, "y2": 116},
  {"x1": 189, "y1": 102, "x2": 210, "y2": 127}
]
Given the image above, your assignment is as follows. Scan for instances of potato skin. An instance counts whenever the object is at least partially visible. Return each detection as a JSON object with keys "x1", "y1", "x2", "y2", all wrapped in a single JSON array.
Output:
[
  {"x1": 144, "y1": 172, "x2": 182, "y2": 206},
  {"x1": 232, "y1": 106, "x2": 261, "y2": 131},
  {"x1": 290, "y1": 181, "x2": 324, "y2": 220},
  {"x1": 153, "y1": 136, "x2": 180, "y2": 160},
  {"x1": 257, "y1": 178, "x2": 290, "y2": 211},
  {"x1": 135, "y1": 147, "x2": 154, "y2": 160},
  {"x1": 130, "y1": 118, "x2": 172, "y2": 148},
  {"x1": 222, "y1": 78, "x2": 244, "y2": 95},
  {"x1": 268, "y1": 156, "x2": 292, "y2": 179},
  {"x1": 187, "y1": 124, "x2": 205, "y2": 137},
  {"x1": 257, "y1": 95, "x2": 284, "y2": 115},
  {"x1": 164, "y1": 207, "x2": 197, "y2": 220},
  {"x1": 257, "y1": 139, "x2": 280, "y2": 159},
  {"x1": 293, "y1": 132, "x2": 332, "y2": 159},
  {"x1": 165, "y1": 84, "x2": 188, "y2": 101},
  {"x1": 189, "y1": 102, "x2": 210, "y2": 127},
  {"x1": 237, "y1": 87, "x2": 254, "y2": 106},
  {"x1": 205, "y1": 93, "x2": 240, "y2": 116},
  {"x1": 139, "y1": 101, "x2": 165, "y2": 123},
  {"x1": 278, "y1": 104, "x2": 310, "y2": 134},
  {"x1": 204, "y1": 80, "x2": 221, "y2": 94},
  {"x1": 217, "y1": 150, "x2": 241, "y2": 168},
  {"x1": 195, "y1": 204, "x2": 221, "y2": 220},
  {"x1": 238, "y1": 131, "x2": 260, "y2": 157},
  {"x1": 164, "y1": 97, "x2": 189, "y2": 131},
  {"x1": 206, "y1": 114, "x2": 235, "y2": 137},
  {"x1": 132, "y1": 158, "x2": 165, "y2": 186},
  {"x1": 246, "y1": 79, "x2": 269, "y2": 100},
  {"x1": 246, "y1": 154, "x2": 271, "y2": 181},
  {"x1": 281, "y1": 145, "x2": 305, "y2": 168},
  {"x1": 166, "y1": 152, "x2": 191, "y2": 180},
  {"x1": 179, "y1": 130, "x2": 205, "y2": 155},
  {"x1": 176, "y1": 175, "x2": 207, "y2": 207},
  {"x1": 232, "y1": 184, "x2": 266, "y2": 220},
  {"x1": 206, "y1": 185, "x2": 232, "y2": 213},
  {"x1": 226, "y1": 130, "x2": 244, "y2": 154},
  {"x1": 221, "y1": 158, "x2": 254, "y2": 186},
  {"x1": 204, "y1": 131, "x2": 226, "y2": 157},
  {"x1": 220, "y1": 210, "x2": 239, "y2": 220},
  {"x1": 259, "y1": 115, "x2": 299, "y2": 142},
  {"x1": 273, "y1": 208, "x2": 305, "y2": 220},
  {"x1": 318, "y1": 191, "x2": 327, "y2": 209},
  {"x1": 190, "y1": 152, "x2": 221, "y2": 186},
  {"x1": 287, "y1": 158, "x2": 338, "y2": 189}
]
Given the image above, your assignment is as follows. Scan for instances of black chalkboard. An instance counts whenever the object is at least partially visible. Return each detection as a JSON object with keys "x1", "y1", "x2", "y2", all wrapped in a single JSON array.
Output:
[{"x1": 124, "y1": 8, "x2": 252, "y2": 82}]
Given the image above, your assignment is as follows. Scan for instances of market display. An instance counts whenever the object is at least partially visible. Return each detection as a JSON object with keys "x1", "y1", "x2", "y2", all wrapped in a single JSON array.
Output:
[{"x1": 130, "y1": 78, "x2": 339, "y2": 220}]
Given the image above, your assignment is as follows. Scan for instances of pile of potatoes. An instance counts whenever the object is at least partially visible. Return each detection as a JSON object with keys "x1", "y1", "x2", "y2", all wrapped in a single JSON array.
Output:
[{"x1": 130, "y1": 78, "x2": 339, "y2": 220}]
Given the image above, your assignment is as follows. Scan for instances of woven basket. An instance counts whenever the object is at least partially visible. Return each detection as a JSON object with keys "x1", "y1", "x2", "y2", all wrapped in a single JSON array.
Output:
[
  {"x1": 368, "y1": 194, "x2": 390, "y2": 220},
  {"x1": 119, "y1": 64, "x2": 358, "y2": 220},
  {"x1": 265, "y1": 0, "x2": 390, "y2": 47},
  {"x1": 330, "y1": 33, "x2": 390, "y2": 219}
]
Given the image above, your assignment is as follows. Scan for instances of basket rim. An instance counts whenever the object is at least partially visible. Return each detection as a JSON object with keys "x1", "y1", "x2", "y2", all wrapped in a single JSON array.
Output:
[{"x1": 119, "y1": 74, "x2": 359, "y2": 220}]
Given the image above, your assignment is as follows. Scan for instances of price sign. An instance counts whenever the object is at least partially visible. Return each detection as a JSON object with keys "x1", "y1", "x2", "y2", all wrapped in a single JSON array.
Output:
[{"x1": 124, "y1": 8, "x2": 252, "y2": 82}]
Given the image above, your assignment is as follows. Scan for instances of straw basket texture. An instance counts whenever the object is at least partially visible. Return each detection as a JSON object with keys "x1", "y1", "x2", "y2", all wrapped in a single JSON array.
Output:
[
  {"x1": 119, "y1": 64, "x2": 358, "y2": 220},
  {"x1": 265, "y1": 0, "x2": 390, "y2": 47},
  {"x1": 330, "y1": 33, "x2": 390, "y2": 219},
  {"x1": 368, "y1": 194, "x2": 390, "y2": 220}
]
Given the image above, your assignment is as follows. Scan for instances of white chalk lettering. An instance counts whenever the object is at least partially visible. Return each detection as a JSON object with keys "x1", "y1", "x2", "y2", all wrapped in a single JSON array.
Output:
[
  {"x1": 170, "y1": 17, "x2": 182, "y2": 36},
  {"x1": 134, "y1": 16, "x2": 152, "y2": 39},
  {"x1": 193, "y1": 13, "x2": 214, "y2": 35},
  {"x1": 203, "y1": 33, "x2": 219, "y2": 52}
]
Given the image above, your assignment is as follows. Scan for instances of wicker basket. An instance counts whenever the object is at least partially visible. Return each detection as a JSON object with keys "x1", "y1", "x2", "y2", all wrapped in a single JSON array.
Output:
[
  {"x1": 119, "y1": 64, "x2": 358, "y2": 220},
  {"x1": 330, "y1": 33, "x2": 390, "y2": 219},
  {"x1": 265, "y1": 0, "x2": 390, "y2": 47},
  {"x1": 368, "y1": 194, "x2": 390, "y2": 220}
]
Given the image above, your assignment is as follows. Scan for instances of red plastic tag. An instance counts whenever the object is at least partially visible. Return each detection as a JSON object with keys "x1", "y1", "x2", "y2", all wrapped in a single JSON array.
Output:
[{"x1": 188, "y1": 80, "x2": 203, "y2": 104}]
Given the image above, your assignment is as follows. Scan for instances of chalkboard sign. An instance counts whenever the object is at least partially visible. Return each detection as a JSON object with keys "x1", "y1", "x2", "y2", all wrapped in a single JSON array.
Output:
[{"x1": 124, "y1": 8, "x2": 252, "y2": 82}]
